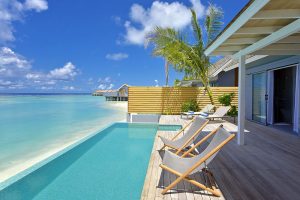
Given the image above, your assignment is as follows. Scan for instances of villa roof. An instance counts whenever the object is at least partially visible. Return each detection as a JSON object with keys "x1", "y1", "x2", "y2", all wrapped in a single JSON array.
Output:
[
  {"x1": 205, "y1": 0, "x2": 300, "y2": 57},
  {"x1": 95, "y1": 89, "x2": 117, "y2": 93},
  {"x1": 118, "y1": 84, "x2": 129, "y2": 90},
  {"x1": 209, "y1": 55, "x2": 267, "y2": 77}
]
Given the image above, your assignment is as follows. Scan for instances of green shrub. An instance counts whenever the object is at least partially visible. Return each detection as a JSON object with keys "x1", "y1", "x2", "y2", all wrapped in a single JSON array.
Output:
[
  {"x1": 174, "y1": 79, "x2": 181, "y2": 87},
  {"x1": 218, "y1": 93, "x2": 234, "y2": 106},
  {"x1": 181, "y1": 99, "x2": 199, "y2": 112},
  {"x1": 227, "y1": 105, "x2": 238, "y2": 117},
  {"x1": 218, "y1": 93, "x2": 238, "y2": 117}
]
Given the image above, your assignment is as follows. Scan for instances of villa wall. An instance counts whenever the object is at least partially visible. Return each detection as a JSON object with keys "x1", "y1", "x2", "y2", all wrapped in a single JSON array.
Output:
[
  {"x1": 216, "y1": 69, "x2": 237, "y2": 86},
  {"x1": 245, "y1": 56, "x2": 300, "y2": 125},
  {"x1": 128, "y1": 86, "x2": 238, "y2": 114}
]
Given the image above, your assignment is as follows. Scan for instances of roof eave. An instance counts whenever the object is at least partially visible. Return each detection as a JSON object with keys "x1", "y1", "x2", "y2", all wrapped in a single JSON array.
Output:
[{"x1": 204, "y1": 0, "x2": 270, "y2": 56}]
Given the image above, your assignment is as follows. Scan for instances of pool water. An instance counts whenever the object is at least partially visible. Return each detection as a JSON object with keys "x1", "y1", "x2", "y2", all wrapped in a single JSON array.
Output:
[
  {"x1": 0, "y1": 123, "x2": 178, "y2": 200},
  {"x1": 158, "y1": 124, "x2": 182, "y2": 131}
]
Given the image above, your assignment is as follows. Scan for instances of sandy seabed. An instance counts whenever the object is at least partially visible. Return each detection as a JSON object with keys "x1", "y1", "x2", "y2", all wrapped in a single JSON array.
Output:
[{"x1": 0, "y1": 101, "x2": 128, "y2": 184}]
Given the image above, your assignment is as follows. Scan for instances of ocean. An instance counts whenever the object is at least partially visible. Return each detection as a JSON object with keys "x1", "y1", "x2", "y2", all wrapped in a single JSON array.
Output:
[{"x1": 0, "y1": 94, "x2": 127, "y2": 182}]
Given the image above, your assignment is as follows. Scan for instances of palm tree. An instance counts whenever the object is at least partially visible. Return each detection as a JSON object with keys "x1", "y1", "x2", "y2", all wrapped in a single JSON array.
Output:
[
  {"x1": 146, "y1": 5, "x2": 223, "y2": 105},
  {"x1": 165, "y1": 59, "x2": 169, "y2": 86}
]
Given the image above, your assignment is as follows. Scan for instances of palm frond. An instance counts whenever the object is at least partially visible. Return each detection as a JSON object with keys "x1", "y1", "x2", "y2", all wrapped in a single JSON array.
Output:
[
  {"x1": 190, "y1": 9, "x2": 203, "y2": 49},
  {"x1": 205, "y1": 3, "x2": 224, "y2": 45}
]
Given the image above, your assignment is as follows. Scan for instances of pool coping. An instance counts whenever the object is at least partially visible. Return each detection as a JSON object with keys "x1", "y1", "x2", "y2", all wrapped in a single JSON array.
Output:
[{"x1": 0, "y1": 122, "x2": 180, "y2": 191}]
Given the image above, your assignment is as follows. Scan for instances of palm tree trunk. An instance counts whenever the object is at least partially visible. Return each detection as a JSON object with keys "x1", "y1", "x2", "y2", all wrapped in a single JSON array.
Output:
[
  {"x1": 205, "y1": 85, "x2": 214, "y2": 105},
  {"x1": 165, "y1": 60, "x2": 169, "y2": 86}
]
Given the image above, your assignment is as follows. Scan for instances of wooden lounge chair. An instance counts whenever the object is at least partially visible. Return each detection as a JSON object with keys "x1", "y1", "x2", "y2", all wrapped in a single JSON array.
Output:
[
  {"x1": 159, "y1": 125, "x2": 235, "y2": 196},
  {"x1": 181, "y1": 104, "x2": 215, "y2": 119},
  {"x1": 159, "y1": 117, "x2": 209, "y2": 155},
  {"x1": 205, "y1": 106, "x2": 231, "y2": 120}
]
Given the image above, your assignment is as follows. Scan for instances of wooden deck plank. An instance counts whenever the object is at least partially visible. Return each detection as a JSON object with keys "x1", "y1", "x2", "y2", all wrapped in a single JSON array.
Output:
[{"x1": 141, "y1": 115, "x2": 300, "y2": 200}]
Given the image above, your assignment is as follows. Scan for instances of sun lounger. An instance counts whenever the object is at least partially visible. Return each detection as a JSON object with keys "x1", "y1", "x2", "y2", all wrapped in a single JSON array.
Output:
[
  {"x1": 181, "y1": 104, "x2": 215, "y2": 118},
  {"x1": 159, "y1": 125, "x2": 235, "y2": 196},
  {"x1": 205, "y1": 106, "x2": 231, "y2": 120},
  {"x1": 158, "y1": 117, "x2": 209, "y2": 155}
]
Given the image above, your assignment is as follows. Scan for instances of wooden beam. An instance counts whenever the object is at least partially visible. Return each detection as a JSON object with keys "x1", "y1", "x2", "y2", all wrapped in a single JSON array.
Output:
[
  {"x1": 224, "y1": 37, "x2": 262, "y2": 45},
  {"x1": 224, "y1": 35, "x2": 300, "y2": 45},
  {"x1": 234, "y1": 18, "x2": 300, "y2": 58},
  {"x1": 211, "y1": 51, "x2": 238, "y2": 56},
  {"x1": 205, "y1": 0, "x2": 270, "y2": 56},
  {"x1": 235, "y1": 26, "x2": 282, "y2": 34},
  {"x1": 252, "y1": 9, "x2": 300, "y2": 20},
  {"x1": 253, "y1": 50, "x2": 300, "y2": 55},
  {"x1": 277, "y1": 36, "x2": 300, "y2": 43},
  {"x1": 217, "y1": 45, "x2": 248, "y2": 52},
  {"x1": 263, "y1": 44, "x2": 300, "y2": 50}
]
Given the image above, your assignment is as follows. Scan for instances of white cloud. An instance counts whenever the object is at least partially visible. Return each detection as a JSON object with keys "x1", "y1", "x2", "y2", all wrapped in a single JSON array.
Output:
[
  {"x1": 63, "y1": 86, "x2": 75, "y2": 90},
  {"x1": 25, "y1": 73, "x2": 41, "y2": 80},
  {"x1": 0, "y1": 47, "x2": 80, "y2": 90},
  {"x1": 0, "y1": 80, "x2": 13, "y2": 86},
  {"x1": 45, "y1": 80, "x2": 56, "y2": 85},
  {"x1": 98, "y1": 76, "x2": 111, "y2": 83},
  {"x1": 98, "y1": 83, "x2": 114, "y2": 90},
  {"x1": 190, "y1": 0, "x2": 205, "y2": 16},
  {"x1": 0, "y1": 0, "x2": 48, "y2": 43},
  {"x1": 87, "y1": 77, "x2": 93, "y2": 85},
  {"x1": 24, "y1": 0, "x2": 48, "y2": 12},
  {"x1": 0, "y1": 47, "x2": 31, "y2": 77},
  {"x1": 40, "y1": 86, "x2": 53, "y2": 90},
  {"x1": 48, "y1": 62, "x2": 78, "y2": 80},
  {"x1": 0, "y1": 79, "x2": 24, "y2": 89},
  {"x1": 106, "y1": 53, "x2": 128, "y2": 61},
  {"x1": 154, "y1": 79, "x2": 159, "y2": 87},
  {"x1": 107, "y1": 83, "x2": 114, "y2": 89},
  {"x1": 25, "y1": 62, "x2": 78, "y2": 82},
  {"x1": 97, "y1": 77, "x2": 114, "y2": 90},
  {"x1": 123, "y1": 0, "x2": 205, "y2": 45},
  {"x1": 97, "y1": 84, "x2": 106, "y2": 90}
]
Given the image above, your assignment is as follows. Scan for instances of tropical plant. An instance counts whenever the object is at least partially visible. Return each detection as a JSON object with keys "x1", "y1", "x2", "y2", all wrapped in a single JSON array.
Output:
[
  {"x1": 227, "y1": 105, "x2": 238, "y2": 118},
  {"x1": 218, "y1": 93, "x2": 238, "y2": 118},
  {"x1": 174, "y1": 79, "x2": 181, "y2": 87},
  {"x1": 181, "y1": 99, "x2": 199, "y2": 112},
  {"x1": 146, "y1": 4, "x2": 223, "y2": 105},
  {"x1": 218, "y1": 93, "x2": 234, "y2": 106}
]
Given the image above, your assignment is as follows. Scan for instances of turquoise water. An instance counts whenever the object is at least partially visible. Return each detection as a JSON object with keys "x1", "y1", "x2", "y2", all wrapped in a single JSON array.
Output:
[
  {"x1": 0, "y1": 123, "x2": 159, "y2": 200},
  {"x1": 158, "y1": 124, "x2": 182, "y2": 131},
  {"x1": 0, "y1": 95, "x2": 126, "y2": 176}
]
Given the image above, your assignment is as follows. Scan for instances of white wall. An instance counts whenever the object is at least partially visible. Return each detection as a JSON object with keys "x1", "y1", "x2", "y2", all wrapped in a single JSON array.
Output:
[{"x1": 245, "y1": 74, "x2": 253, "y2": 120}]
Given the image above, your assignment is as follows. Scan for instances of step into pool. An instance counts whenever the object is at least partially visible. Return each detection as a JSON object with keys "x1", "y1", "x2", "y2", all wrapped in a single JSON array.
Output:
[{"x1": 0, "y1": 123, "x2": 179, "y2": 200}]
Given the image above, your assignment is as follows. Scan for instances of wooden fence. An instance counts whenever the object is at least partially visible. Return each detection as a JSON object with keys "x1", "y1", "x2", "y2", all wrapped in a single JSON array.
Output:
[{"x1": 128, "y1": 87, "x2": 238, "y2": 114}]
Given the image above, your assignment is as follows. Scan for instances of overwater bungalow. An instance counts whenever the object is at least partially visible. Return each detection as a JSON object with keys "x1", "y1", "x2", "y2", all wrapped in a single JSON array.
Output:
[
  {"x1": 92, "y1": 89, "x2": 116, "y2": 96},
  {"x1": 104, "y1": 84, "x2": 129, "y2": 101}
]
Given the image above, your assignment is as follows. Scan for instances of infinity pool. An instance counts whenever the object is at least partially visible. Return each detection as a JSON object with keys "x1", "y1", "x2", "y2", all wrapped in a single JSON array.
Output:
[{"x1": 0, "y1": 123, "x2": 179, "y2": 200}]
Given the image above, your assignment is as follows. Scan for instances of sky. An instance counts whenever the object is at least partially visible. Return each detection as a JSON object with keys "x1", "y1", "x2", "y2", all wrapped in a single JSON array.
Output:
[{"x1": 0, "y1": 0, "x2": 249, "y2": 93}]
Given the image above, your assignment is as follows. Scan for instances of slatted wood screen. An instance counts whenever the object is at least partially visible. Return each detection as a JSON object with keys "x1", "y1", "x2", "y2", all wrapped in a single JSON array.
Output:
[{"x1": 128, "y1": 87, "x2": 238, "y2": 114}]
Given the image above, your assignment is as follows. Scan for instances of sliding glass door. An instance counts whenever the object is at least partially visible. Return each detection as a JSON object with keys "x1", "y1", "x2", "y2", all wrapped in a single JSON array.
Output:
[{"x1": 252, "y1": 72, "x2": 267, "y2": 124}]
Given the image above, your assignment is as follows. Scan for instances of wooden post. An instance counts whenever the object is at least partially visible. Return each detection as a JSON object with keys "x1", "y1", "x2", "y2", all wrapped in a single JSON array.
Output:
[{"x1": 238, "y1": 55, "x2": 246, "y2": 145}]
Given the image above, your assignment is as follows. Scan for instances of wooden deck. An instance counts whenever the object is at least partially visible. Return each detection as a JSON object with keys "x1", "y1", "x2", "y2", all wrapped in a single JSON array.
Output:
[{"x1": 141, "y1": 115, "x2": 300, "y2": 200}]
